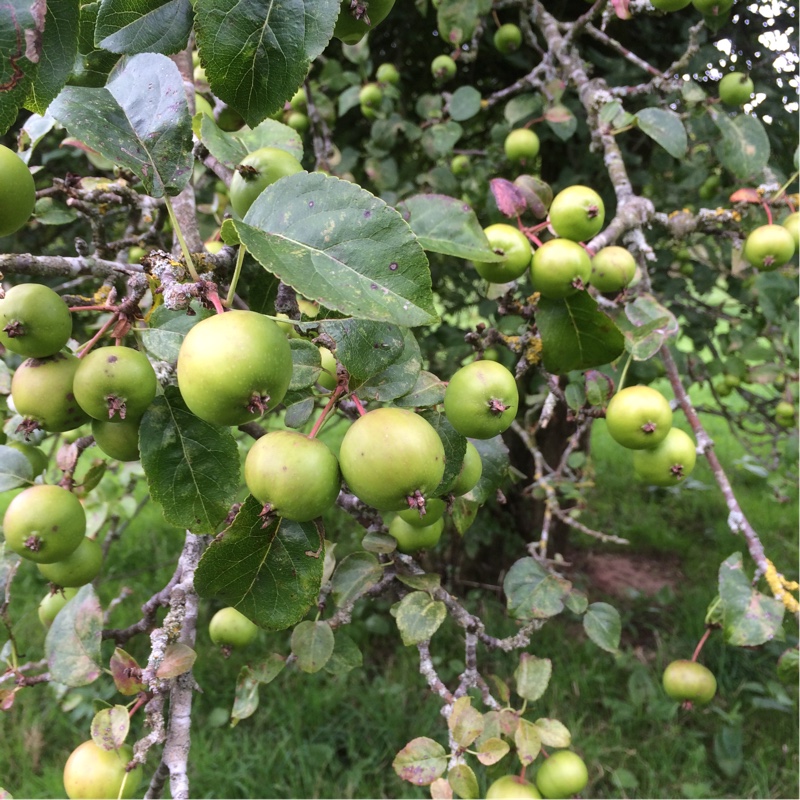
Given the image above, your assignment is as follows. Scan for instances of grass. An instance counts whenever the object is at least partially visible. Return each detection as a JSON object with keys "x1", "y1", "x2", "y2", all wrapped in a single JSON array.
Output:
[{"x1": 0, "y1": 390, "x2": 797, "y2": 799}]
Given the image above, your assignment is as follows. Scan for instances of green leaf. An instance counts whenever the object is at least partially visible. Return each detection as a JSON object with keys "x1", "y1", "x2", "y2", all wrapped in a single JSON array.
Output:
[
  {"x1": 420, "y1": 408, "x2": 467, "y2": 495},
  {"x1": 324, "y1": 633, "x2": 363, "y2": 675},
  {"x1": 95, "y1": 0, "x2": 193, "y2": 55},
  {"x1": 74, "y1": 1, "x2": 121, "y2": 88},
  {"x1": 635, "y1": 108, "x2": 687, "y2": 159},
  {"x1": 713, "y1": 725, "x2": 743, "y2": 778},
  {"x1": 583, "y1": 602, "x2": 621, "y2": 653},
  {"x1": 317, "y1": 319, "x2": 406, "y2": 390},
  {"x1": 49, "y1": 53, "x2": 193, "y2": 197},
  {"x1": 291, "y1": 620, "x2": 334, "y2": 673},
  {"x1": 139, "y1": 388, "x2": 239, "y2": 534},
  {"x1": 514, "y1": 718, "x2": 542, "y2": 765},
  {"x1": 449, "y1": 86, "x2": 482, "y2": 121},
  {"x1": 448, "y1": 696, "x2": 484, "y2": 748},
  {"x1": 421, "y1": 121, "x2": 464, "y2": 159},
  {"x1": 331, "y1": 552, "x2": 383, "y2": 609},
  {"x1": 545, "y1": 105, "x2": 577, "y2": 141},
  {"x1": 504, "y1": 94, "x2": 542, "y2": 125},
  {"x1": 361, "y1": 531, "x2": 398, "y2": 554},
  {"x1": 394, "y1": 371, "x2": 447, "y2": 409},
  {"x1": 288, "y1": 339, "x2": 323, "y2": 391},
  {"x1": 194, "y1": 0, "x2": 340, "y2": 127},
  {"x1": 25, "y1": 0, "x2": 80, "y2": 115},
  {"x1": 397, "y1": 572, "x2": 441, "y2": 593},
  {"x1": 447, "y1": 764, "x2": 479, "y2": 799},
  {"x1": 536, "y1": 293, "x2": 625, "y2": 375},
  {"x1": 718, "y1": 553, "x2": 785, "y2": 646},
  {"x1": 475, "y1": 737, "x2": 510, "y2": 766},
  {"x1": 395, "y1": 591, "x2": 447, "y2": 646},
  {"x1": 252, "y1": 653, "x2": 286, "y2": 684},
  {"x1": 358, "y1": 328, "x2": 422, "y2": 402},
  {"x1": 91, "y1": 705, "x2": 130, "y2": 751},
  {"x1": 0, "y1": 445, "x2": 33, "y2": 492},
  {"x1": 533, "y1": 718, "x2": 571, "y2": 748},
  {"x1": 470, "y1": 436, "x2": 510, "y2": 505},
  {"x1": 195, "y1": 496, "x2": 324, "y2": 631},
  {"x1": 504, "y1": 558, "x2": 571, "y2": 620},
  {"x1": 231, "y1": 665, "x2": 260, "y2": 725},
  {"x1": 396, "y1": 194, "x2": 503, "y2": 262},
  {"x1": 232, "y1": 173, "x2": 436, "y2": 327},
  {"x1": 713, "y1": 111, "x2": 770, "y2": 178},
  {"x1": 777, "y1": 648, "x2": 799, "y2": 684},
  {"x1": 45, "y1": 585, "x2": 102, "y2": 687},
  {"x1": 393, "y1": 737, "x2": 448, "y2": 786},
  {"x1": 198, "y1": 114, "x2": 304, "y2": 170},
  {"x1": 141, "y1": 304, "x2": 213, "y2": 362},
  {"x1": 0, "y1": 0, "x2": 39, "y2": 135},
  {"x1": 613, "y1": 294, "x2": 679, "y2": 361},
  {"x1": 514, "y1": 653, "x2": 552, "y2": 702},
  {"x1": 436, "y1": 0, "x2": 491, "y2": 46}
]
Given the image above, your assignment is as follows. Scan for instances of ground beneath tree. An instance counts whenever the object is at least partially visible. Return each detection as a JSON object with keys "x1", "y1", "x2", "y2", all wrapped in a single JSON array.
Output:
[{"x1": 573, "y1": 551, "x2": 683, "y2": 598}]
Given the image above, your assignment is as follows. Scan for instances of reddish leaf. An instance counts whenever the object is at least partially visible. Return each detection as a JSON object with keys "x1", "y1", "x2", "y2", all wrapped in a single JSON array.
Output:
[
  {"x1": 611, "y1": 0, "x2": 631, "y2": 19},
  {"x1": 110, "y1": 649, "x2": 145, "y2": 697},
  {"x1": 729, "y1": 188, "x2": 761, "y2": 204},
  {"x1": 490, "y1": 178, "x2": 528, "y2": 218}
]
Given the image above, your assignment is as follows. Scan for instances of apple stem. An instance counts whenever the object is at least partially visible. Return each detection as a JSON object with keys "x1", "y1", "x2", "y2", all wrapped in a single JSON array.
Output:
[
  {"x1": 616, "y1": 352, "x2": 633, "y2": 393},
  {"x1": 691, "y1": 628, "x2": 712, "y2": 662},
  {"x1": 77, "y1": 313, "x2": 121, "y2": 358},
  {"x1": 308, "y1": 385, "x2": 345, "y2": 439},
  {"x1": 225, "y1": 245, "x2": 246, "y2": 307},
  {"x1": 762, "y1": 201, "x2": 773, "y2": 225},
  {"x1": 352, "y1": 394, "x2": 368, "y2": 416},
  {"x1": 205, "y1": 285, "x2": 226, "y2": 315},
  {"x1": 164, "y1": 196, "x2": 201, "y2": 282}
]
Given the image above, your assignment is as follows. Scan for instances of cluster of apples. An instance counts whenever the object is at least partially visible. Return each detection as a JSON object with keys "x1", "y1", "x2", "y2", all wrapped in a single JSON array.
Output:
[
  {"x1": 485, "y1": 750, "x2": 589, "y2": 799},
  {"x1": 474, "y1": 183, "x2": 637, "y2": 298},
  {"x1": 605, "y1": 385, "x2": 697, "y2": 487}
]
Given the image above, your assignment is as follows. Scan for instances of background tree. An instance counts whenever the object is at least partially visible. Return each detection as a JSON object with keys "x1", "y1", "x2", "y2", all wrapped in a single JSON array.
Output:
[{"x1": 0, "y1": 1, "x2": 797, "y2": 798}]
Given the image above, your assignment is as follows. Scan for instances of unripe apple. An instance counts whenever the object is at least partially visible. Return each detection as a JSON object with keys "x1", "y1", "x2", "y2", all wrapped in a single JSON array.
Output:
[
  {"x1": 605, "y1": 385, "x2": 673, "y2": 449},
  {"x1": 662, "y1": 659, "x2": 717, "y2": 704},
  {"x1": 38, "y1": 536, "x2": 103, "y2": 587},
  {"x1": 494, "y1": 23, "x2": 523, "y2": 54},
  {"x1": 548, "y1": 185, "x2": 605, "y2": 242},
  {"x1": 431, "y1": 54, "x2": 457, "y2": 82},
  {"x1": 376, "y1": 62, "x2": 400, "y2": 86},
  {"x1": 487, "y1": 774, "x2": 542, "y2": 798},
  {"x1": 535, "y1": 750, "x2": 589, "y2": 799},
  {"x1": 743, "y1": 224, "x2": 795, "y2": 271},
  {"x1": 782, "y1": 212, "x2": 800, "y2": 248},
  {"x1": 359, "y1": 82, "x2": 383, "y2": 109},
  {"x1": 209, "y1": 606, "x2": 259, "y2": 649},
  {"x1": 504, "y1": 128, "x2": 540, "y2": 163},
  {"x1": 444, "y1": 360, "x2": 518, "y2": 439},
  {"x1": 63, "y1": 740, "x2": 143, "y2": 800},
  {"x1": 38, "y1": 587, "x2": 78, "y2": 629},
  {"x1": 718, "y1": 72, "x2": 754, "y2": 105},
  {"x1": 388, "y1": 515, "x2": 444, "y2": 553}
]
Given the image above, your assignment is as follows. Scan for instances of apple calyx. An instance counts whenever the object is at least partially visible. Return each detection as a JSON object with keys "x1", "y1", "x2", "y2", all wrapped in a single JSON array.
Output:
[
  {"x1": 106, "y1": 395, "x2": 128, "y2": 420},
  {"x1": 246, "y1": 393, "x2": 270, "y2": 415},
  {"x1": 406, "y1": 490, "x2": 428, "y2": 518},
  {"x1": 488, "y1": 398, "x2": 510, "y2": 415},
  {"x1": 640, "y1": 421, "x2": 657, "y2": 434},
  {"x1": 258, "y1": 503, "x2": 276, "y2": 528},
  {"x1": 16, "y1": 417, "x2": 40, "y2": 438},
  {"x1": 24, "y1": 534, "x2": 42, "y2": 552},
  {"x1": 349, "y1": 0, "x2": 371, "y2": 24},
  {"x1": 3, "y1": 320, "x2": 24, "y2": 337}
]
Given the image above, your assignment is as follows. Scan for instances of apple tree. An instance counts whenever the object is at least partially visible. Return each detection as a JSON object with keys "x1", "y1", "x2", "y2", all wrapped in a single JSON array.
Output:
[{"x1": 0, "y1": 0, "x2": 797, "y2": 798}]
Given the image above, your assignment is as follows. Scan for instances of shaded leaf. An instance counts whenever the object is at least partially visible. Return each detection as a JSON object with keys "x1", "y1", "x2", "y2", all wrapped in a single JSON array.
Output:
[
  {"x1": 396, "y1": 591, "x2": 447, "y2": 646},
  {"x1": 0, "y1": 0, "x2": 40, "y2": 135},
  {"x1": 141, "y1": 305, "x2": 213, "y2": 362},
  {"x1": 470, "y1": 436, "x2": 510, "y2": 505},
  {"x1": 393, "y1": 737, "x2": 448, "y2": 786},
  {"x1": 231, "y1": 665, "x2": 260, "y2": 725},
  {"x1": 504, "y1": 558, "x2": 571, "y2": 620},
  {"x1": 449, "y1": 86, "x2": 482, "y2": 121},
  {"x1": 46, "y1": 585, "x2": 102, "y2": 687},
  {"x1": 636, "y1": 107, "x2": 687, "y2": 159},
  {"x1": 194, "y1": 0, "x2": 340, "y2": 127},
  {"x1": 361, "y1": 531, "x2": 398, "y2": 554},
  {"x1": 233, "y1": 173, "x2": 436, "y2": 327},
  {"x1": 397, "y1": 572, "x2": 441, "y2": 593},
  {"x1": 395, "y1": 371, "x2": 447, "y2": 409},
  {"x1": 397, "y1": 194, "x2": 503, "y2": 262},
  {"x1": 0, "y1": 445, "x2": 33, "y2": 492},
  {"x1": 537, "y1": 293, "x2": 625, "y2": 374},
  {"x1": 584, "y1": 602, "x2": 621, "y2": 653},
  {"x1": 324, "y1": 633, "x2": 363, "y2": 675},
  {"x1": 514, "y1": 718, "x2": 541, "y2": 765},
  {"x1": 95, "y1": 0, "x2": 193, "y2": 55},
  {"x1": 421, "y1": 408, "x2": 467, "y2": 495},
  {"x1": 195, "y1": 496, "x2": 324, "y2": 631},
  {"x1": 447, "y1": 764, "x2": 479, "y2": 799},
  {"x1": 358, "y1": 328, "x2": 422, "y2": 402},
  {"x1": 613, "y1": 294, "x2": 679, "y2": 361},
  {"x1": 139, "y1": 387, "x2": 239, "y2": 535},
  {"x1": 331, "y1": 552, "x2": 383, "y2": 608},
  {"x1": 291, "y1": 620, "x2": 334, "y2": 673},
  {"x1": 198, "y1": 114, "x2": 303, "y2": 170},
  {"x1": 713, "y1": 112, "x2": 770, "y2": 178},
  {"x1": 49, "y1": 53, "x2": 193, "y2": 197},
  {"x1": 514, "y1": 653, "x2": 552, "y2": 702},
  {"x1": 91, "y1": 705, "x2": 130, "y2": 751}
]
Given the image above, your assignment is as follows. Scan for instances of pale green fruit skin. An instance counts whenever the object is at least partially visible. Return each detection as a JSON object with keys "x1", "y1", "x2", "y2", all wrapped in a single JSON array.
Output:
[
  {"x1": 451, "y1": 154, "x2": 470, "y2": 176},
  {"x1": 397, "y1": 497, "x2": 446, "y2": 528},
  {"x1": 286, "y1": 112, "x2": 310, "y2": 133},
  {"x1": 444, "y1": 360, "x2": 518, "y2": 439},
  {"x1": 317, "y1": 346, "x2": 338, "y2": 391},
  {"x1": 487, "y1": 774, "x2": 542, "y2": 799},
  {"x1": 177, "y1": 310, "x2": 293, "y2": 427},
  {"x1": 743, "y1": 224, "x2": 796, "y2": 271},
  {"x1": 359, "y1": 82, "x2": 383, "y2": 108},
  {"x1": 605, "y1": 385, "x2": 673, "y2": 450},
  {"x1": 0, "y1": 284, "x2": 72, "y2": 358},
  {"x1": 38, "y1": 587, "x2": 78, "y2": 628},
  {"x1": 12, "y1": 353, "x2": 92, "y2": 432},
  {"x1": 38, "y1": 536, "x2": 103, "y2": 587},
  {"x1": 718, "y1": 72, "x2": 754, "y2": 105},
  {"x1": 589, "y1": 246, "x2": 636, "y2": 292},
  {"x1": 0, "y1": 144, "x2": 36, "y2": 238},
  {"x1": 650, "y1": 0, "x2": 691, "y2": 9},
  {"x1": 431, "y1": 54, "x2": 457, "y2": 82},
  {"x1": 548, "y1": 185, "x2": 605, "y2": 242},
  {"x1": 376, "y1": 62, "x2": 400, "y2": 86},
  {"x1": 63, "y1": 741, "x2": 142, "y2": 800},
  {"x1": 8, "y1": 441, "x2": 48, "y2": 476},
  {"x1": 476, "y1": 224, "x2": 533, "y2": 283},
  {"x1": 494, "y1": 23, "x2": 523, "y2": 54},
  {"x1": 530, "y1": 239, "x2": 592, "y2": 299},
  {"x1": 3, "y1": 484, "x2": 86, "y2": 564},
  {"x1": 633, "y1": 427, "x2": 697, "y2": 486},
  {"x1": 536, "y1": 751, "x2": 589, "y2": 799},
  {"x1": 662, "y1": 659, "x2": 717, "y2": 704},
  {"x1": 504, "y1": 128, "x2": 540, "y2": 162},
  {"x1": 450, "y1": 441, "x2": 483, "y2": 496},
  {"x1": 244, "y1": 431, "x2": 341, "y2": 521},
  {"x1": 229, "y1": 147, "x2": 304, "y2": 218},
  {"x1": 74, "y1": 346, "x2": 157, "y2": 422},
  {"x1": 388, "y1": 515, "x2": 444, "y2": 553},
  {"x1": 92, "y1": 416, "x2": 141, "y2": 461},
  {"x1": 209, "y1": 606, "x2": 259, "y2": 648},
  {"x1": 782, "y1": 212, "x2": 800, "y2": 249},
  {"x1": 339, "y1": 408, "x2": 445, "y2": 511},
  {"x1": 692, "y1": 0, "x2": 733, "y2": 14}
]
